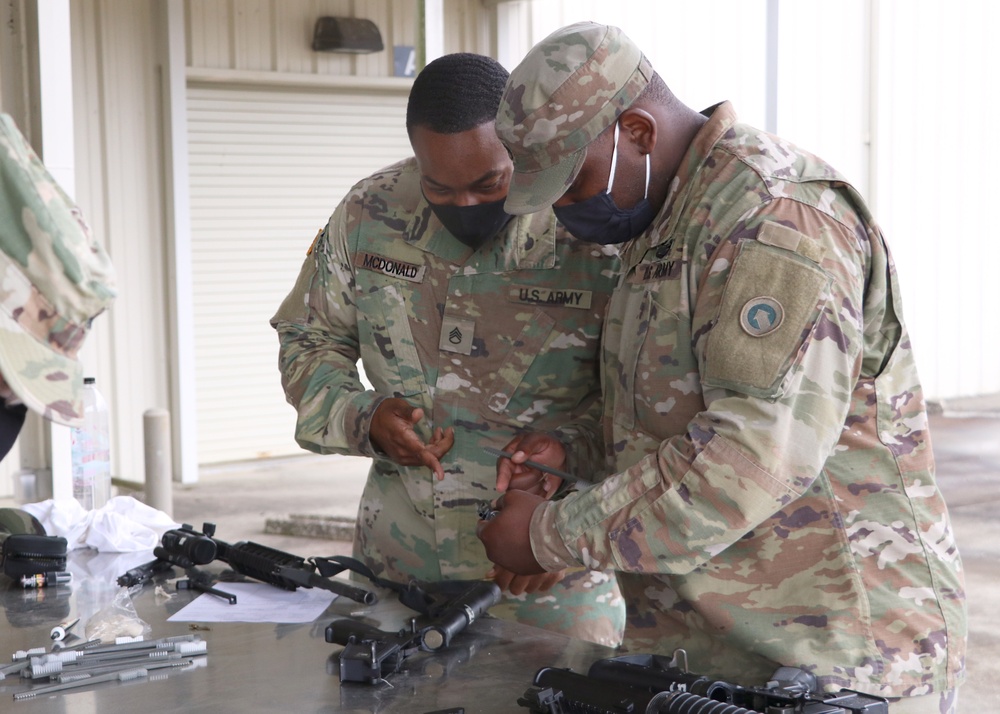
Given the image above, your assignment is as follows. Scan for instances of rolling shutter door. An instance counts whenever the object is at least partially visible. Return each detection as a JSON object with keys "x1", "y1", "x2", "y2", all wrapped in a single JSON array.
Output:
[{"x1": 187, "y1": 83, "x2": 411, "y2": 464}]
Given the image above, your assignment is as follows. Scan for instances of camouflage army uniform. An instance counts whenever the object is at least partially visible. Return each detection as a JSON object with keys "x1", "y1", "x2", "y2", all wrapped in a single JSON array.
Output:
[
  {"x1": 271, "y1": 157, "x2": 625, "y2": 646},
  {"x1": 526, "y1": 102, "x2": 967, "y2": 697},
  {"x1": 0, "y1": 113, "x2": 116, "y2": 437}
]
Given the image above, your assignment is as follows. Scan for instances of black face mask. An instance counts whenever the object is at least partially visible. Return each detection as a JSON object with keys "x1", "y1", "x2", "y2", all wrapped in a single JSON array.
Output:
[
  {"x1": 0, "y1": 402, "x2": 27, "y2": 463},
  {"x1": 428, "y1": 197, "x2": 513, "y2": 250},
  {"x1": 553, "y1": 122, "x2": 657, "y2": 245}
]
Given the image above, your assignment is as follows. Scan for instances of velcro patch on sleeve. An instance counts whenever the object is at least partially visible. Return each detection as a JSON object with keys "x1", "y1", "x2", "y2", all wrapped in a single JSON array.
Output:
[
  {"x1": 755, "y1": 219, "x2": 826, "y2": 263},
  {"x1": 703, "y1": 225, "x2": 829, "y2": 399}
]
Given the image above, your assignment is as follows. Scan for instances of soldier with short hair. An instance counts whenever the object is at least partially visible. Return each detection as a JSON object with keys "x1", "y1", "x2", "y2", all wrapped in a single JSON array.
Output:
[
  {"x1": 271, "y1": 53, "x2": 625, "y2": 646},
  {"x1": 477, "y1": 22, "x2": 966, "y2": 712},
  {"x1": 0, "y1": 115, "x2": 116, "y2": 462}
]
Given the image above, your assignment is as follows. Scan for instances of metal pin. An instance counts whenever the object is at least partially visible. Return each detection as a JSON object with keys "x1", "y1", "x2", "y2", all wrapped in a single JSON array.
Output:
[
  {"x1": 50, "y1": 618, "x2": 81, "y2": 642},
  {"x1": 477, "y1": 501, "x2": 499, "y2": 521},
  {"x1": 53, "y1": 657, "x2": 193, "y2": 682},
  {"x1": 13, "y1": 667, "x2": 149, "y2": 700},
  {"x1": 482, "y1": 446, "x2": 589, "y2": 484}
]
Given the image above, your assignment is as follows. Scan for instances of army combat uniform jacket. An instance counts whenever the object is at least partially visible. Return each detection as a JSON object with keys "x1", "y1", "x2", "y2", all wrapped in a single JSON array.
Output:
[
  {"x1": 272, "y1": 157, "x2": 625, "y2": 645},
  {"x1": 529, "y1": 103, "x2": 967, "y2": 695}
]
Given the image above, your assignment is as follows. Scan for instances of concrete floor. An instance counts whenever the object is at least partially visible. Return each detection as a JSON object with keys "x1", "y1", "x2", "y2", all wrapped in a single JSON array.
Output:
[
  {"x1": 8, "y1": 409, "x2": 995, "y2": 705},
  {"x1": 170, "y1": 452, "x2": 369, "y2": 560},
  {"x1": 925, "y1": 410, "x2": 999, "y2": 708}
]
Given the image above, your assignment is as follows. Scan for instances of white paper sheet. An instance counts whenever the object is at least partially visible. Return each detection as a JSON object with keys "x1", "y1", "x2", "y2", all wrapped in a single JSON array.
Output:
[{"x1": 167, "y1": 582, "x2": 337, "y2": 623}]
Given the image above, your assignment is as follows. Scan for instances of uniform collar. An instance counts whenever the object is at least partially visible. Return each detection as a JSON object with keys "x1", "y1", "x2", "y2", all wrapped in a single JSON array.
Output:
[{"x1": 621, "y1": 101, "x2": 740, "y2": 269}]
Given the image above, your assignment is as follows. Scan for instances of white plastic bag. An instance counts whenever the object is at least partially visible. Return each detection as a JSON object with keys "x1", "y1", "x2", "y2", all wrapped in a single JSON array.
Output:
[{"x1": 84, "y1": 585, "x2": 152, "y2": 642}]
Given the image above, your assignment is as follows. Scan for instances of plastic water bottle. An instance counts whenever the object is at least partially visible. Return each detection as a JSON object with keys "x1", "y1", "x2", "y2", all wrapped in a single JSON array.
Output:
[{"x1": 70, "y1": 377, "x2": 111, "y2": 510}]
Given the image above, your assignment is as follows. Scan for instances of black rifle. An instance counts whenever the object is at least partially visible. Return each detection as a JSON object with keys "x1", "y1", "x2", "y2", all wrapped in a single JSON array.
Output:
[
  {"x1": 117, "y1": 522, "x2": 377, "y2": 605},
  {"x1": 518, "y1": 651, "x2": 889, "y2": 714},
  {"x1": 118, "y1": 529, "x2": 237, "y2": 603},
  {"x1": 325, "y1": 578, "x2": 502, "y2": 684},
  {"x1": 117, "y1": 557, "x2": 175, "y2": 588}
]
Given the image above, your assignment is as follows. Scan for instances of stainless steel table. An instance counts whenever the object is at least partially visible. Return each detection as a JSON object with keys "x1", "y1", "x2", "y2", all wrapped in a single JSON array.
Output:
[{"x1": 1, "y1": 550, "x2": 617, "y2": 712}]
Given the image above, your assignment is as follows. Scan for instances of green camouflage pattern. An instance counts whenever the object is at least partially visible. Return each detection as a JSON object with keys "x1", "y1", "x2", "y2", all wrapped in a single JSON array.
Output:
[
  {"x1": 0, "y1": 114, "x2": 116, "y2": 426},
  {"x1": 271, "y1": 157, "x2": 625, "y2": 646},
  {"x1": 0, "y1": 508, "x2": 46, "y2": 536},
  {"x1": 496, "y1": 22, "x2": 652, "y2": 215},
  {"x1": 529, "y1": 103, "x2": 967, "y2": 696}
]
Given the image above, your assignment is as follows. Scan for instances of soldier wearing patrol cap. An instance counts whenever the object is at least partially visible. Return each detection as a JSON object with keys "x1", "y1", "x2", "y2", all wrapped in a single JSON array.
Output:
[
  {"x1": 0, "y1": 114, "x2": 117, "y2": 462},
  {"x1": 477, "y1": 21, "x2": 966, "y2": 712},
  {"x1": 271, "y1": 53, "x2": 625, "y2": 646}
]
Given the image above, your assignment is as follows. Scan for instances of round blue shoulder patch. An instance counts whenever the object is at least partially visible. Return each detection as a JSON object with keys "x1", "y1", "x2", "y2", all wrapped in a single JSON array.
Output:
[{"x1": 740, "y1": 297, "x2": 784, "y2": 337}]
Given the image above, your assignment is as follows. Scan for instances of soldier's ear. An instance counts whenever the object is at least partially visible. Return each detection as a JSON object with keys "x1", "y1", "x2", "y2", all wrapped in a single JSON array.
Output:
[{"x1": 619, "y1": 109, "x2": 656, "y2": 155}]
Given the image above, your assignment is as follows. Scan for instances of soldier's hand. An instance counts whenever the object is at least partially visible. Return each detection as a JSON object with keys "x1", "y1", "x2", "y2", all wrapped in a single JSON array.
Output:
[
  {"x1": 476, "y1": 489, "x2": 546, "y2": 575},
  {"x1": 494, "y1": 432, "x2": 567, "y2": 495},
  {"x1": 370, "y1": 398, "x2": 454, "y2": 480},
  {"x1": 506, "y1": 468, "x2": 562, "y2": 499},
  {"x1": 425, "y1": 425, "x2": 455, "y2": 480},
  {"x1": 486, "y1": 565, "x2": 565, "y2": 595}
]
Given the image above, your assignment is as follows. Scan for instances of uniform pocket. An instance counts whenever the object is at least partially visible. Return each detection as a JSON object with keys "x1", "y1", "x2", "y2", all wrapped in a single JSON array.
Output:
[
  {"x1": 484, "y1": 308, "x2": 555, "y2": 416},
  {"x1": 703, "y1": 239, "x2": 829, "y2": 400},
  {"x1": 356, "y1": 284, "x2": 427, "y2": 400}
]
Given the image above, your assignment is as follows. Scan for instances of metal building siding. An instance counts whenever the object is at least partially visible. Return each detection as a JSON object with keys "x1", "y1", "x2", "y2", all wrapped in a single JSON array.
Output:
[
  {"x1": 187, "y1": 83, "x2": 411, "y2": 464},
  {"x1": 873, "y1": 0, "x2": 1000, "y2": 399}
]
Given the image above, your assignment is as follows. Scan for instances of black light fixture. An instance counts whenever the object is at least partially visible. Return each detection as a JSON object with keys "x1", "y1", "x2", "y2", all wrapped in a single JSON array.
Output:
[{"x1": 312, "y1": 17, "x2": 385, "y2": 53}]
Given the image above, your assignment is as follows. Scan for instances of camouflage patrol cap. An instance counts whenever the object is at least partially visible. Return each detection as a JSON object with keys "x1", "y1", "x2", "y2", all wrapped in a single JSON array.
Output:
[
  {"x1": 496, "y1": 22, "x2": 652, "y2": 215},
  {"x1": 0, "y1": 114, "x2": 116, "y2": 426}
]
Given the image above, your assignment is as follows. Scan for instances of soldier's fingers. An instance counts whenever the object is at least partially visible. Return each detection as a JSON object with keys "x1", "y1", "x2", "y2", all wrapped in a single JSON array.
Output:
[
  {"x1": 418, "y1": 448, "x2": 445, "y2": 481},
  {"x1": 495, "y1": 457, "x2": 516, "y2": 493},
  {"x1": 509, "y1": 449, "x2": 529, "y2": 465},
  {"x1": 535, "y1": 571, "x2": 565, "y2": 592},
  {"x1": 505, "y1": 575, "x2": 529, "y2": 596},
  {"x1": 504, "y1": 572, "x2": 558, "y2": 595},
  {"x1": 507, "y1": 470, "x2": 545, "y2": 494},
  {"x1": 487, "y1": 568, "x2": 515, "y2": 592},
  {"x1": 383, "y1": 426, "x2": 431, "y2": 466},
  {"x1": 427, "y1": 445, "x2": 452, "y2": 463},
  {"x1": 428, "y1": 427, "x2": 455, "y2": 455},
  {"x1": 541, "y1": 476, "x2": 562, "y2": 499}
]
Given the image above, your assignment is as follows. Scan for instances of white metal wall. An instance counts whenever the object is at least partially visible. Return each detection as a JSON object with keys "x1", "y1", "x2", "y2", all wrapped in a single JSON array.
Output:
[
  {"x1": 185, "y1": 0, "x2": 420, "y2": 77},
  {"x1": 187, "y1": 83, "x2": 411, "y2": 463},
  {"x1": 494, "y1": 0, "x2": 1000, "y2": 401},
  {"x1": 871, "y1": 1, "x2": 1000, "y2": 398},
  {"x1": 495, "y1": 0, "x2": 770, "y2": 125},
  {"x1": 70, "y1": 0, "x2": 171, "y2": 486}
]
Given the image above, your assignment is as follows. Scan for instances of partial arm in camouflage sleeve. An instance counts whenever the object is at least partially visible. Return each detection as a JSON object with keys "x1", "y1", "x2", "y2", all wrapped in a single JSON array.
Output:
[
  {"x1": 530, "y1": 208, "x2": 865, "y2": 573},
  {"x1": 550, "y1": 387, "x2": 607, "y2": 485},
  {"x1": 270, "y1": 197, "x2": 385, "y2": 457}
]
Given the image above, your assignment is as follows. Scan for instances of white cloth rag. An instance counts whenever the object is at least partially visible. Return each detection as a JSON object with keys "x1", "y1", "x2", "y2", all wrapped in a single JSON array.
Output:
[{"x1": 22, "y1": 496, "x2": 180, "y2": 552}]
